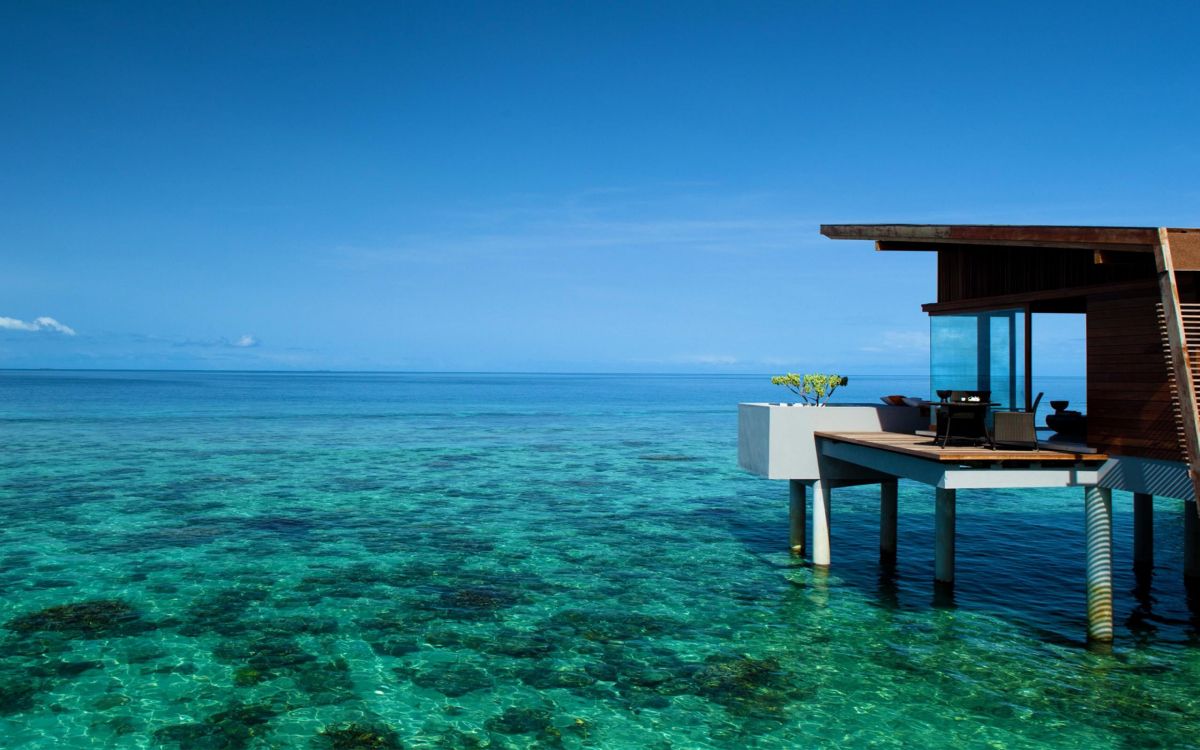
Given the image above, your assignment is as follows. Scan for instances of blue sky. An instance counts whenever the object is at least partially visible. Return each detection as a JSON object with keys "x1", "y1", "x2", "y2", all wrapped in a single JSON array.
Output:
[{"x1": 1, "y1": 1, "x2": 1197, "y2": 373}]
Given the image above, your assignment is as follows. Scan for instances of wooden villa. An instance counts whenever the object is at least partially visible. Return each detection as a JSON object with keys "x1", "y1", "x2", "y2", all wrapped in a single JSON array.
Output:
[{"x1": 738, "y1": 224, "x2": 1200, "y2": 642}]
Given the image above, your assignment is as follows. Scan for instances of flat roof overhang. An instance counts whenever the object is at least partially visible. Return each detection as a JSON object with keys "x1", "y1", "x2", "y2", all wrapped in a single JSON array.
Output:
[
  {"x1": 819, "y1": 224, "x2": 1183, "y2": 252},
  {"x1": 821, "y1": 223, "x2": 1200, "y2": 313}
]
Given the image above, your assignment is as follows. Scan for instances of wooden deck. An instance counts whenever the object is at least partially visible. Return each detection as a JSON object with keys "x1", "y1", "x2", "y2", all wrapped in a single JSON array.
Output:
[{"x1": 814, "y1": 431, "x2": 1108, "y2": 463}]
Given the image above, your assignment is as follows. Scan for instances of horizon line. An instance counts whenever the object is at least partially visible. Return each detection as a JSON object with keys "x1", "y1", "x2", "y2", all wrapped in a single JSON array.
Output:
[{"x1": 0, "y1": 367, "x2": 1092, "y2": 378}]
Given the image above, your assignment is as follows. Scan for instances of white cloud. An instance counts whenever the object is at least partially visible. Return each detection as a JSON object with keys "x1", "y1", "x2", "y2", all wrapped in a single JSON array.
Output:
[
  {"x1": 860, "y1": 330, "x2": 928, "y2": 353},
  {"x1": 684, "y1": 354, "x2": 739, "y2": 365},
  {"x1": 233, "y1": 334, "x2": 259, "y2": 348},
  {"x1": 0, "y1": 316, "x2": 76, "y2": 335},
  {"x1": 328, "y1": 186, "x2": 826, "y2": 269}
]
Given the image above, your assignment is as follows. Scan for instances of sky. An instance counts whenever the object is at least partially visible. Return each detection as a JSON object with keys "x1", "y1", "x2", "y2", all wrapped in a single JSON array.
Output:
[{"x1": 1, "y1": 1, "x2": 1197, "y2": 374}]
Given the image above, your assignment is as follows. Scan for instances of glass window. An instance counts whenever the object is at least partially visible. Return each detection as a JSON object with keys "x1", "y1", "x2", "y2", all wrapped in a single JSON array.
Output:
[{"x1": 930, "y1": 309, "x2": 1025, "y2": 410}]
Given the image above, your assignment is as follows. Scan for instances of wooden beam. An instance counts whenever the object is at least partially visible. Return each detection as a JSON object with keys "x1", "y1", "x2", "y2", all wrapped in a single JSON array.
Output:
[
  {"x1": 878, "y1": 240, "x2": 1153, "y2": 253},
  {"x1": 1153, "y1": 228, "x2": 1200, "y2": 506},
  {"x1": 822, "y1": 224, "x2": 1166, "y2": 249},
  {"x1": 921, "y1": 279, "x2": 1158, "y2": 314}
]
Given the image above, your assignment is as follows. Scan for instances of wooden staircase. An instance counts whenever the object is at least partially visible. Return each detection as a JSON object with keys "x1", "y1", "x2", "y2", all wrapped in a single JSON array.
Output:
[{"x1": 1154, "y1": 228, "x2": 1200, "y2": 505}]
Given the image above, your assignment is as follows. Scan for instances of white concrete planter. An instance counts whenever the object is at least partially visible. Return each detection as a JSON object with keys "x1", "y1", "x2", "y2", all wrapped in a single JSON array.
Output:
[{"x1": 738, "y1": 403, "x2": 926, "y2": 481}]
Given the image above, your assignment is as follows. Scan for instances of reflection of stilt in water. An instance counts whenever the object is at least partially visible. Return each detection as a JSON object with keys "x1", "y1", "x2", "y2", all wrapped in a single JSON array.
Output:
[
  {"x1": 876, "y1": 561, "x2": 900, "y2": 611},
  {"x1": 808, "y1": 564, "x2": 831, "y2": 609},
  {"x1": 1184, "y1": 578, "x2": 1200, "y2": 636},
  {"x1": 1128, "y1": 564, "x2": 1158, "y2": 636},
  {"x1": 1128, "y1": 492, "x2": 1157, "y2": 635},
  {"x1": 932, "y1": 579, "x2": 956, "y2": 610},
  {"x1": 1186, "y1": 501, "x2": 1200, "y2": 634},
  {"x1": 1185, "y1": 499, "x2": 1200, "y2": 582}
]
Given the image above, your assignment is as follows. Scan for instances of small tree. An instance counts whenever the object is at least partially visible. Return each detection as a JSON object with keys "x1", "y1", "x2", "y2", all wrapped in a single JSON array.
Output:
[{"x1": 770, "y1": 373, "x2": 849, "y2": 406}]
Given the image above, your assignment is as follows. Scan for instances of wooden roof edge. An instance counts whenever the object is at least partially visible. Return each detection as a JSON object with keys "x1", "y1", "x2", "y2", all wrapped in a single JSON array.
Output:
[{"x1": 820, "y1": 224, "x2": 1198, "y2": 250}]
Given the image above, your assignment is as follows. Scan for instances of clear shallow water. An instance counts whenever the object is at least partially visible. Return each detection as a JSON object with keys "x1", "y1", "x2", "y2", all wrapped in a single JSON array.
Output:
[{"x1": 0, "y1": 371, "x2": 1196, "y2": 749}]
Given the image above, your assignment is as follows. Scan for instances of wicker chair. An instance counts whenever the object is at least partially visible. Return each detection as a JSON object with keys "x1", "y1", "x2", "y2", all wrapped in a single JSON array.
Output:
[{"x1": 988, "y1": 392, "x2": 1044, "y2": 451}]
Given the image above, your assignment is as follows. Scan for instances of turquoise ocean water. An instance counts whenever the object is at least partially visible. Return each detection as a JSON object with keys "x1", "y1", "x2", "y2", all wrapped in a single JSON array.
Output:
[{"x1": 1, "y1": 371, "x2": 1198, "y2": 749}]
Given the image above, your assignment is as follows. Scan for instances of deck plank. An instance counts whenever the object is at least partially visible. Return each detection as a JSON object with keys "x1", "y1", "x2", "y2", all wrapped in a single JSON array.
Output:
[{"x1": 814, "y1": 431, "x2": 1108, "y2": 463}]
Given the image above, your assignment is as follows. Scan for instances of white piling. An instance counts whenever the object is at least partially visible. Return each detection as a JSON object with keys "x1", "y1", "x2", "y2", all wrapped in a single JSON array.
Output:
[
  {"x1": 1132, "y1": 492, "x2": 1153, "y2": 570},
  {"x1": 788, "y1": 480, "x2": 806, "y2": 556},
  {"x1": 812, "y1": 480, "x2": 831, "y2": 567},
  {"x1": 1085, "y1": 486, "x2": 1114, "y2": 642},
  {"x1": 880, "y1": 480, "x2": 898, "y2": 562},
  {"x1": 934, "y1": 487, "x2": 956, "y2": 585}
]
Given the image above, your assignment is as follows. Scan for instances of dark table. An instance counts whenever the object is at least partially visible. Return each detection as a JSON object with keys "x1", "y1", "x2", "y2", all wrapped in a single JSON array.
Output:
[{"x1": 933, "y1": 401, "x2": 999, "y2": 445}]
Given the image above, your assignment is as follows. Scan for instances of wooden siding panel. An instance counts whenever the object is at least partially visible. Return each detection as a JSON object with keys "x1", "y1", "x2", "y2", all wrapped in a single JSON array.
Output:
[
  {"x1": 938, "y1": 247, "x2": 1157, "y2": 303},
  {"x1": 1086, "y1": 293, "x2": 1184, "y2": 462}
]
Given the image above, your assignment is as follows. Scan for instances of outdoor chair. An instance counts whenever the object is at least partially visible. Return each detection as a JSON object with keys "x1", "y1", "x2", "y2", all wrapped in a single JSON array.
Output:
[{"x1": 988, "y1": 392, "x2": 1044, "y2": 451}]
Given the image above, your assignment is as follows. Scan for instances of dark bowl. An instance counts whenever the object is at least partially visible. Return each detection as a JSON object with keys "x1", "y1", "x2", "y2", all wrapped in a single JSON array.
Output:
[
  {"x1": 936, "y1": 389, "x2": 952, "y2": 401},
  {"x1": 1049, "y1": 400, "x2": 1069, "y2": 412}
]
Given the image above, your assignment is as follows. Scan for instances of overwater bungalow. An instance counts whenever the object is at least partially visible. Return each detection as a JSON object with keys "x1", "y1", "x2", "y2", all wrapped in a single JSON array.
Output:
[{"x1": 739, "y1": 224, "x2": 1200, "y2": 641}]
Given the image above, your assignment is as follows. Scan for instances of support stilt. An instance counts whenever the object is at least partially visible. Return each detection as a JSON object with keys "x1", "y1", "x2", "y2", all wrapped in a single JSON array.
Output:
[
  {"x1": 1186, "y1": 499, "x2": 1200, "y2": 580},
  {"x1": 1133, "y1": 492, "x2": 1153, "y2": 571},
  {"x1": 812, "y1": 480, "x2": 831, "y2": 567},
  {"x1": 934, "y1": 487, "x2": 956, "y2": 585},
  {"x1": 788, "y1": 480, "x2": 806, "y2": 556},
  {"x1": 1085, "y1": 486, "x2": 1114, "y2": 642},
  {"x1": 880, "y1": 479, "x2": 898, "y2": 563}
]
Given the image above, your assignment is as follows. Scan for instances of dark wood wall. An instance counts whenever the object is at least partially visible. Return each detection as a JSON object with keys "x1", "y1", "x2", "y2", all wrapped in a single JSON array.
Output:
[
  {"x1": 937, "y1": 247, "x2": 1157, "y2": 303},
  {"x1": 1086, "y1": 291, "x2": 1184, "y2": 462}
]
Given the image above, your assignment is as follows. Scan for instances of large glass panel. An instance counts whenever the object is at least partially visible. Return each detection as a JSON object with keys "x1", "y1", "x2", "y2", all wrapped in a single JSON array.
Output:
[{"x1": 930, "y1": 309, "x2": 1025, "y2": 410}]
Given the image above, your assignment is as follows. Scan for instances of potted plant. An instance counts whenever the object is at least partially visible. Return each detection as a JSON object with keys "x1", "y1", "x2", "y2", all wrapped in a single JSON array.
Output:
[{"x1": 770, "y1": 373, "x2": 849, "y2": 406}]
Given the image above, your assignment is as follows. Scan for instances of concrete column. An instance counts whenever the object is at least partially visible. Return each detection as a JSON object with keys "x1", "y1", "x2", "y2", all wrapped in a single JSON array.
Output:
[
  {"x1": 788, "y1": 480, "x2": 806, "y2": 556},
  {"x1": 880, "y1": 479, "x2": 898, "y2": 563},
  {"x1": 1186, "y1": 500, "x2": 1200, "y2": 580},
  {"x1": 812, "y1": 480, "x2": 831, "y2": 567},
  {"x1": 1085, "y1": 486, "x2": 1114, "y2": 642},
  {"x1": 934, "y1": 487, "x2": 956, "y2": 585},
  {"x1": 1132, "y1": 492, "x2": 1153, "y2": 571}
]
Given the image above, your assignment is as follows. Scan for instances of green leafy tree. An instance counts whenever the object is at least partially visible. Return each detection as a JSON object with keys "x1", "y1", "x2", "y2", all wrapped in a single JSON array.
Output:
[{"x1": 770, "y1": 373, "x2": 849, "y2": 405}]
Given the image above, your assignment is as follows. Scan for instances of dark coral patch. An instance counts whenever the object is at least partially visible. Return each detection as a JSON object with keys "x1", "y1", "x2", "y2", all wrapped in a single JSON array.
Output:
[
  {"x1": 395, "y1": 662, "x2": 492, "y2": 697},
  {"x1": 546, "y1": 609, "x2": 679, "y2": 643},
  {"x1": 314, "y1": 721, "x2": 403, "y2": 749},
  {"x1": 485, "y1": 706, "x2": 555, "y2": 735},
  {"x1": 368, "y1": 636, "x2": 420, "y2": 658},
  {"x1": 5, "y1": 600, "x2": 144, "y2": 639},
  {"x1": 294, "y1": 658, "x2": 356, "y2": 705},
  {"x1": 690, "y1": 655, "x2": 795, "y2": 717},
  {"x1": 423, "y1": 586, "x2": 526, "y2": 621},
  {"x1": 28, "y1": 660, "x2": 104, "y2": 679},
  {"x1": 481, "y1": 629, "x2": 556, "y2": 659},
  {"x1": 153, "y1": 702, "x2": 276, "y2": 749},
  {"x1": 0, "y1": 679, "x2": 39, "y2": 716},
  {"x1": 517, "y1": 663, "x2": 595, "y2": 691}
]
